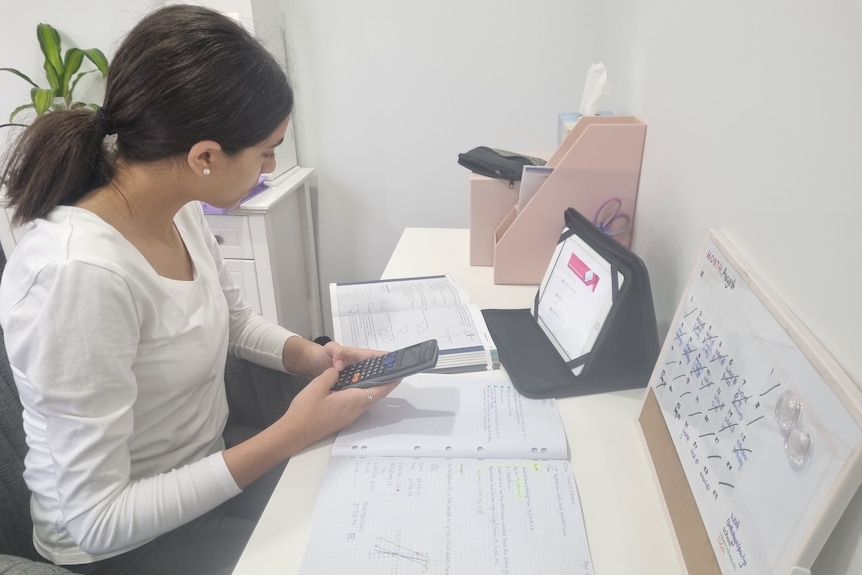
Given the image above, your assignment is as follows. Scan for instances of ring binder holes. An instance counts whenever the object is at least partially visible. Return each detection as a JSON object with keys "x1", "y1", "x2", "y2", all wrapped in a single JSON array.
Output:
[
  {"x1": 445, "y1": 446, "x2": 452, "y2": 452},
  {"x1": 414, "y1": 446, "x2": 421, "y2": 451},
  {"x1": 477, "y1": 447, "x2": 484, "y2": 453},
  {"x1": 350, "y1": 445, "x2": 358, "y2": 451},
  {"x1": 532, "y1": 447, "x2": 538, "y2": 454},
  {"x1": 541, "y1": 448, "x2": 547, "y2": 454},
  {"x1": 360, "y1": 445, "x2": 368, "y2": 451}
]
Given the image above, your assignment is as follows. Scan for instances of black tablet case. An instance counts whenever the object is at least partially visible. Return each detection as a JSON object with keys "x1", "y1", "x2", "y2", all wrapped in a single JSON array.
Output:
[{"x1": 481, "y1": 207, "x2": 660, "y2": 399}]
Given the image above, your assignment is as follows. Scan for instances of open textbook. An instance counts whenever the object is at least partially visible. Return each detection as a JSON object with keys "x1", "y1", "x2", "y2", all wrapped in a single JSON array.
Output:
[
  {"x1": 330, "y1": 275, "x2": 499, "y2": 372},
  {"x1": 299, "y1": 372, "x2": 594, "y2": 575}
]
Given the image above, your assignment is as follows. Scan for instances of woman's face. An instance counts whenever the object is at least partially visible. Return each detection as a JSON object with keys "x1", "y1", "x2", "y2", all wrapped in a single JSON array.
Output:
[{"x1": 204, "y1": 116, "x2": 290, "y2": 209}]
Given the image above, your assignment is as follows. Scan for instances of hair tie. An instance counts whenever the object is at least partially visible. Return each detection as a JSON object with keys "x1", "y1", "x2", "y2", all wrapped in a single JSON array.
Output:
[{"x1": 96, "y1": 107, "x2": 117, "y2": 136}]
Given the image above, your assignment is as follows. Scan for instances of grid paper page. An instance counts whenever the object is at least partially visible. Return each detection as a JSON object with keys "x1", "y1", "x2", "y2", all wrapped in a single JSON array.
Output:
[
  {"x1": 299, "y1": 456, "x2": 594, "y2": 575},
  {"x1": 333, "y1": 372, "x2": 568, "y2": 460}
]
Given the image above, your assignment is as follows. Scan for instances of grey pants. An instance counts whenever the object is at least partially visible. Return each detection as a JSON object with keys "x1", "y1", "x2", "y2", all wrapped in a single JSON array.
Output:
[{"x1": 62, "y1": 356, "x2": 310, "y2": 575}]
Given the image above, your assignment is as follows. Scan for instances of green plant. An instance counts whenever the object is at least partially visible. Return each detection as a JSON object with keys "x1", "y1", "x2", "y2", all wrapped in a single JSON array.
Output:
[{"x1": 1, "y1": 23, "x2": 109, "y2": 122}]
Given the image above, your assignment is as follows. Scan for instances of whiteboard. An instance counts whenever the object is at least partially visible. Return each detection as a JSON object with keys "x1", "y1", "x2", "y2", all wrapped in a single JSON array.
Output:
[{"x1": 648, "y1": 230, "x2": 862, "y2": 575}]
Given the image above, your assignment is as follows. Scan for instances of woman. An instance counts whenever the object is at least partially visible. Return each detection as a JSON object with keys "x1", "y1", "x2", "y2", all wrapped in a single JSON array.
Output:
[{"x1": 0, "y1": 5, "x2": 396, "y2": 574}]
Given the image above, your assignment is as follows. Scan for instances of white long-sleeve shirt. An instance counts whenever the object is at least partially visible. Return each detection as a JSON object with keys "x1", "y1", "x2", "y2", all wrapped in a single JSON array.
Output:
[{"x1": 0, "y1": 201, "x2": 298, "y2": 565}]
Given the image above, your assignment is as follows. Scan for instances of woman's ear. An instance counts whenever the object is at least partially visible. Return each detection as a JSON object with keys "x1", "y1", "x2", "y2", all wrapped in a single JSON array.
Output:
[{"x1": 187, "y1": 140, "x2": 223, "y2": 177}]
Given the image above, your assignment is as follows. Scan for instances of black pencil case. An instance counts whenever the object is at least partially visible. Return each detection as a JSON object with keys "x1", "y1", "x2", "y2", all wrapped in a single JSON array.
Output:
[{"x1": 457, "y1": 147, "x2": 546, "y2": 184}]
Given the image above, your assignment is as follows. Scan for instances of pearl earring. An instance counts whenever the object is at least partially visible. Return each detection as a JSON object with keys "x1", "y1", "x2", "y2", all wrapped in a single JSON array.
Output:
[{"x1": 202, "y1": 168, "x2": 211, "y2": 176}]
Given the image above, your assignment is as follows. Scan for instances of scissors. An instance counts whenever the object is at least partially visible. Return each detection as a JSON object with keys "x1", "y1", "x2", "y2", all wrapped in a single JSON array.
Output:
[{"x1": 592, "y1": 197, "x2": 631, "y2": 237}]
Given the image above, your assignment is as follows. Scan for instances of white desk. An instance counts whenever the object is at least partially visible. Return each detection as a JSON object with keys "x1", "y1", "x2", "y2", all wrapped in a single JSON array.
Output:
[{"x1": 232, "y1": 227, "x2": 687, "y2": 575}]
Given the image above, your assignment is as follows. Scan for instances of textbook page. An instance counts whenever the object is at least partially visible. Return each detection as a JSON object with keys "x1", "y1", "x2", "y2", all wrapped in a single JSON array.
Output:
[
  {"x1": 330, "y1": 275, "x2": 498, "y2": 372},
  {"x1": 333, "y1": 372, "x2": 568, "y2": 460},
  {"x1": 299, "y1": 456, "x2": 594, "y2": 575},
  {"x1": 330, "y1": 275, "x2": 472, "y2": 315}
]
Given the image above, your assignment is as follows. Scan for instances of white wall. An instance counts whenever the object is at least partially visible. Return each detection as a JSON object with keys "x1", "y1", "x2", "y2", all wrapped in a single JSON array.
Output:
[
  {"x1": 281, "y1": 0, "x2": 598, "y2": 311},
  {"x1": 3, "y1": 0, "x2": 862, "y2": 572},
  {"x1": 0, "y1": 2, "x2": 159, "y2": 124},
  {"x1": 590, "y1": 0, "x2": 862, "y2": 573},
  {"x1": 285, "y1": 1, "x2": 862, "y2": 572}
]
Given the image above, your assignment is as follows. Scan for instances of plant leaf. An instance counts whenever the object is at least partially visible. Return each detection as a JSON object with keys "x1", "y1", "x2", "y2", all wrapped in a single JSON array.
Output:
[
  {"x1": 0, "y1": 67, "x2": 40, "y2": 89},
  {"x1": 9, "y1": 103, "x2": 35, "y2": 122},
  {"x1": 61, "y1": 48, "x2": 84, "y2": 98},
  {"x1": 31, "y1": 87, "x2": 55, "y2": 115},
  {"x1": 36, "y1": 24, "x2": 63, "y2": 83},
  {"x1": 82, "y1": 48, "x2": 109, "y2": 77},
  {"x1": 69, "y1": 70, "x2": 97, "y2": 99},
  {"x1": 43, "y1": 61, "x2": 61, "y2": 93}
]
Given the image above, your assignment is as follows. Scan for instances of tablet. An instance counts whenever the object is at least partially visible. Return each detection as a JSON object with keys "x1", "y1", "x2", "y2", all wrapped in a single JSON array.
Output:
[{"x1": 531, "y1": 231, "x2": 624, "y2": 375}]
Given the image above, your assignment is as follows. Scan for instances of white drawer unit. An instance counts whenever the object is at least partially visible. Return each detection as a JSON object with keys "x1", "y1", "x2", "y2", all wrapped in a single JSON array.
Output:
[
  {"x1": 206, "y1": 214, "x2": 255, "y2": 260},
  {"x1": 204, "y1": 167, "x2": 322, "y2": 338},
  {"x1": 0, "y1": 167, "x2": 323, "y2": 339},
  {"x1": 223, "y1": 259, "x2": 262, "y2": 317}
]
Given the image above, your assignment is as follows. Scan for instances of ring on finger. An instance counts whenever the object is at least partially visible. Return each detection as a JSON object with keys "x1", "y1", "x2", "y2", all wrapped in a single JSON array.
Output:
[{"x1": 365, "y1": 388, "x2": 373, "y2": 404}]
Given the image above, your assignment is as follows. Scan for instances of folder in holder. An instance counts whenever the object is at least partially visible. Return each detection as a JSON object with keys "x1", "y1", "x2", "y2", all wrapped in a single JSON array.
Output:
[
  {"x1": 481, "y1": 207, "x2": 659, "y2": 399},
  {"x1": 492, "y1": 115, "x2": 646, "y2": 285},
  {"x1": 469, "y1": 175, "x2": 520, "y2": 266}
]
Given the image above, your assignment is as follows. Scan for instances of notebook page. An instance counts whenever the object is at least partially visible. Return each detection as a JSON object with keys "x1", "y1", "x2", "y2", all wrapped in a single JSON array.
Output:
[
  {"x1": 299, "y1": 456, "x2": 594, "y2": 575},
  {"x1": 332, "y1": 372, "x2": 568, "y2": 460}
]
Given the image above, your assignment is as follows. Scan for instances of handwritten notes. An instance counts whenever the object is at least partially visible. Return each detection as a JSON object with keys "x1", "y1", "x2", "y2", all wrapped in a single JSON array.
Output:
[
  {"x1": 299, "y1": 457, "x2": 592, "y2": 575},
  {"x1": 301, "y1": 371, "x2": 592, "y2": 574},
  {"x1": 332, "y1": 372, "x2": 568, "y2": 461},
  {"x1": 650, "y1": 234, "x2": 862, "y2": 574}
]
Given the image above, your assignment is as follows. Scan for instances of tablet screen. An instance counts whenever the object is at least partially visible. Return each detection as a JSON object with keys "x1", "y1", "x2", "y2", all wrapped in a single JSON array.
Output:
[{"x1": 532, "y1": 232, "x2": 624, "y2": 375}]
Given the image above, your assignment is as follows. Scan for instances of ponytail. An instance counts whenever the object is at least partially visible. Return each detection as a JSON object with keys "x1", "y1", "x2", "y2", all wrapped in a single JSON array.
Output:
[
  {"x1": 2, "y1": 4, "x2": 294, "y2": 228},
  {"x1": 1, "y1": 108, "x2": 113, "y2": 226}
]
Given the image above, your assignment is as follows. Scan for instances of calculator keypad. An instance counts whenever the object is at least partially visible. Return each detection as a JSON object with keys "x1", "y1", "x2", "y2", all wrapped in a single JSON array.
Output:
[{"x1": 333, "y1": 351, "x2": 397, "y2": 390}]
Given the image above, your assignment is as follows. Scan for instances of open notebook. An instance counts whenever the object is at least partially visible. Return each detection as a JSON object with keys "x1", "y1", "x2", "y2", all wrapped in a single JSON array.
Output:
[{"x1": 298, "y1": 372, "x2": 594, "y2": 575}]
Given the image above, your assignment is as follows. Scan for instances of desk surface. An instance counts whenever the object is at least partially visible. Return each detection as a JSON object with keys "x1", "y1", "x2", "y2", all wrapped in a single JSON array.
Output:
[{"x1": 232, "y1": 227, "x2": 687, "y2": 575}]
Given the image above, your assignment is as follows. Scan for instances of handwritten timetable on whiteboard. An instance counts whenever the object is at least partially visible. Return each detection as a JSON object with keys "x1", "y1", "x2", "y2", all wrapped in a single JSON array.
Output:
[{"x1": 649, "y1": 231, "x2": 862, "y2": 575}]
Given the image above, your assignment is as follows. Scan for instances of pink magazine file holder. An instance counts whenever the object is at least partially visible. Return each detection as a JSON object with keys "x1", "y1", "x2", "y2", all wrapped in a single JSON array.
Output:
[
  {"x1": 491, "y1": 115, "x2": 647, "y2": 285},
  {"x1": 468, "y1": 150, "x2": 549, "y2": 267},
  {"x1": 469, "y1": 175, "x2": 520, "y2": 266}
]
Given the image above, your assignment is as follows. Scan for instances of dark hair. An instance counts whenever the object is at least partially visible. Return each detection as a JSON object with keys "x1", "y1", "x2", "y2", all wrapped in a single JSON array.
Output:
[{"x1": 1, "y1": 4, "x2": 294, "y2": 225}]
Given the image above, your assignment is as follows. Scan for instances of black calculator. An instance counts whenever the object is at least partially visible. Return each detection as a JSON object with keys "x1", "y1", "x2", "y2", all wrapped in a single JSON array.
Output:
[{"x1": 332, "y1": 339, "x2": 439, "y2": 391}]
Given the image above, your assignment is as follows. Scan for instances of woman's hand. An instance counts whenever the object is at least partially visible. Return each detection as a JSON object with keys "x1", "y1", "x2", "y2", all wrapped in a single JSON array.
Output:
[
  {"x1": 282, "y1": 336, "x2": 385, "y2": 377},
  {"x1": 223, "y1": 367, "x2": 400, "y2": 489},
  {"x1": 278, "y1": 367, "x2": 400, "y2": 452},
  {"x1": 325, "y1": 341, "x2": 384, "y2": 372}
]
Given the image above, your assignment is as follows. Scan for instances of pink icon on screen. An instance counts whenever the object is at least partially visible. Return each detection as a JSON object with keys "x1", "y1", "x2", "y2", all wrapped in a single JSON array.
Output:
[{"x1": 568, "y1": 253, "x2": 599, "y2": 292}]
